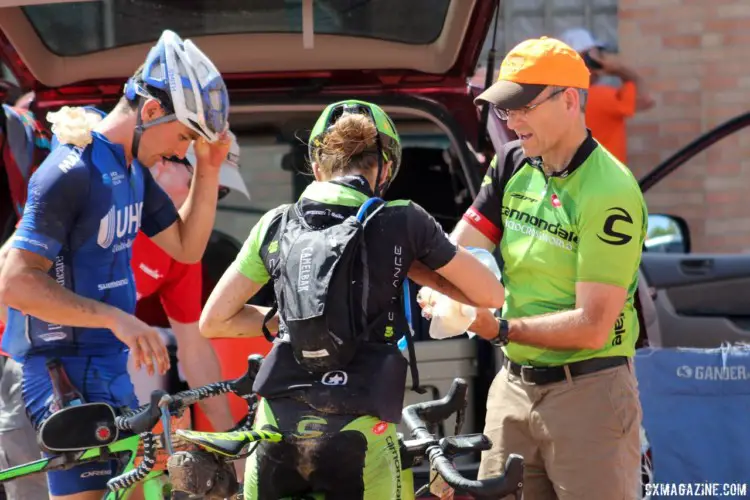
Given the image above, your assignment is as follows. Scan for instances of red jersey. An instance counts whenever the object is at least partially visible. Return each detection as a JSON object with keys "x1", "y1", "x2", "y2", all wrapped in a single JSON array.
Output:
[{"x1": 132, "y1": 231, "x2": 202, "y2": 326}]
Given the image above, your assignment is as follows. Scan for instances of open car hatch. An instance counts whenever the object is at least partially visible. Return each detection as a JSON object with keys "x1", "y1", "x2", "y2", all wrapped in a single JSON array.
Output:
[{"x1": 0, "y1": 0, "x2": 496, "y2": 105}]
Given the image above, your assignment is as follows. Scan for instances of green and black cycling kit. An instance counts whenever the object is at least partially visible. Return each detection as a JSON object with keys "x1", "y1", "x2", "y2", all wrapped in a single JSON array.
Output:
[{"x1": 463, "y1": 131, "x2": 648, "y2": 366}]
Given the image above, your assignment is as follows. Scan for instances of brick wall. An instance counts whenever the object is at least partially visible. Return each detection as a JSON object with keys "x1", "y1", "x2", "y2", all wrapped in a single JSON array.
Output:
[{"x1": 620, "y1": 0, "x2": 750, "y2": 253}]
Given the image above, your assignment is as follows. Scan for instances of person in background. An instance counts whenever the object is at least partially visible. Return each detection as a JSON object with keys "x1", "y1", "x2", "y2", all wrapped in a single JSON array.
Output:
[
  {"x1": 131, "y1": 135, "x2": 272, "y2": 434},
  {"x1": 128, "y1": 132, "x2": 250, "y2": 479},
  {"x1": 128, "y1": 131, "x2": 248, "y2": 431},
  {"x1": 558, "y1": 27, "x2": 655, "y2": 166},
  {"x1": 0, "y1": 89, "x2": 51, "y2": 500}
]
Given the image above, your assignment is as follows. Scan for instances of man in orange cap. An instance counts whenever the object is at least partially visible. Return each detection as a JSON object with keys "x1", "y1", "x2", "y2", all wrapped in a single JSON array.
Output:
[{"x1": 421, "y1": 37, "x2": 647, "y2": 498}]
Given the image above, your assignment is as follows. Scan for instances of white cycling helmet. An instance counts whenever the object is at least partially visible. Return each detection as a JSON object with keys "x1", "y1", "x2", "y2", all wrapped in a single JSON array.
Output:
[
  {"x1": 124, "y1": 30, "x2": 229, "y2": 158},
  {"x1": 185, "y1": 130, "x2": 250, "y2": 200}
]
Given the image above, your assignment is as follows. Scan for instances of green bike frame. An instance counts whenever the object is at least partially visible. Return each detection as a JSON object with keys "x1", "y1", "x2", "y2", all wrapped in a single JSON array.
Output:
[
  {"x1": 177, "y1": 428, "x2": 418, "y2": 500},
  {"x1": 0, "y1": 434, "x2": 168, "y2": 499}
]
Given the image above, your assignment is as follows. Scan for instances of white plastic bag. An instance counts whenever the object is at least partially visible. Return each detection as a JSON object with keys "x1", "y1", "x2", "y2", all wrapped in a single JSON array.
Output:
[
  {"x1": 418, "y1": 246, "x2": 503, "y2": 340},
  {"x1": 428, "y1": 290, "x2": 477, "y2": 339}
]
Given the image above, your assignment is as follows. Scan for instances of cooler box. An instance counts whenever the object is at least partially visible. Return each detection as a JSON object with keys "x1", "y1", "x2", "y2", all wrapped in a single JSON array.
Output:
[
  {"x1": 402, "y1": 338, "x2": 478, "y2": 458},
  {"x1": 635, "y1": 344, "x2": 750, "y2": 498}
]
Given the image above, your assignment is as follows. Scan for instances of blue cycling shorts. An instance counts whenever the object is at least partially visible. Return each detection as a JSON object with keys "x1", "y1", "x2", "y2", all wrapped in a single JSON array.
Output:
[{"x1": 22, "y1": 351, "x2": 138, "y2": 496}]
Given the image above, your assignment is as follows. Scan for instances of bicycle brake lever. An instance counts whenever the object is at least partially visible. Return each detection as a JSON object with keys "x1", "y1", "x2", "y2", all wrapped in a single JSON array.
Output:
[
  {"x1": 159, "y1": 406, "x2": 174, "y2": 456},
  {"x1": 454, "y1": 405, "x2": 465, "y2": 436}
]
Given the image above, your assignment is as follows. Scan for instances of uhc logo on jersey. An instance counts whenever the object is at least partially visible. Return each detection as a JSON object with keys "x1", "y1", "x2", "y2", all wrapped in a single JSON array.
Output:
[{"x1": 97, "y1": 202, "x2": 143, "y2": 249}]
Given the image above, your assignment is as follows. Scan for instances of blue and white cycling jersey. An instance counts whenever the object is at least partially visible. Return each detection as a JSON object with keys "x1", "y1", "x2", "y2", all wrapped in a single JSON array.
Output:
[{"x1": 2, "y1": 126, "x2": 178, "y2": 359}]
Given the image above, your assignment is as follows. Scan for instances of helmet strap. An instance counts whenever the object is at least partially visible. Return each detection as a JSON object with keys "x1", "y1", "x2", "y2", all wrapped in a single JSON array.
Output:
[
  {"x1": 131, "y1": 99, "x2": 146, "y2": 163},
  {"x1": 129, "y1": 98, "x2": 178, "y2": 164},
  {"x1": 373, "y1": 133, "x2": 386, "y2": 198}
]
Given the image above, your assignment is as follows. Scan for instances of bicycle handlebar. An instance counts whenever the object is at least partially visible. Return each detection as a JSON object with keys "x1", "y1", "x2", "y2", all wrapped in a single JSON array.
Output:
[
  {"x1": 107, "y1": 360, "x2": 523, "y2": 497},
  {"x1": 402, "y1": 378, "x2": 524, "y2": 498},
  {"x1": 106, "y1": 354, "x2": 264, "y2": 492}
]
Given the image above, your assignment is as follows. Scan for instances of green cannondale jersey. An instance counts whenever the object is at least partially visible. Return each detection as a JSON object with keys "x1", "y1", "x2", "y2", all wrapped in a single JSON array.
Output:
[{"x1": 462, "y1": 132, "x2": 647, "y2": 366}]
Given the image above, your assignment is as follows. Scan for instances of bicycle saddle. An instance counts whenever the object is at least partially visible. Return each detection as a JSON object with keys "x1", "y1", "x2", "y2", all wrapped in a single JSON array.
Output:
[
  {"x1": 176, "y1": 427, "x2": 282, "y2": 458},
  {"x1": 38, "y1": 402, "x2": 118, "y2": 452}
]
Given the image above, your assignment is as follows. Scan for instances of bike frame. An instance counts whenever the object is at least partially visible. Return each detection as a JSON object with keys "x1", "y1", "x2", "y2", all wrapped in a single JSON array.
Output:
[
  {"x1": 0, "y1": 433, "x2": 168, "y2": 500},
  {"x1": 1, "y1": 356, "x2": 521, "y2": 499}
]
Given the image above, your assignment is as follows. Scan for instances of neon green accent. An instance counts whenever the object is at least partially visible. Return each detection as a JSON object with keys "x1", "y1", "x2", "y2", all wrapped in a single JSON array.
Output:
[
  {"x1": 234, "y1": 205, "x2": 288, "y2": 285},
  {"x1": 340, "y1": 416, "x2": 404, "y2": 499},
  {"x1": 244, "y1": 399, "x2": 278, "y2": 500},
  {"x1": 141, "y1": 474, "x2": 169, "y2": 499},
  {"x1": 498, "y1": 146, "x2": 647, "y2": 366},
  {"x1": 401, "y1": 468, "x2": 415, "y2": 500},
  {"x1": 310, "y1": 100, "x2": 400, "y2": 144},
  {"x1": 244, "y1": 398, "x2": 406, "y2": 499},
  {"x1": 385, "y1": 199, "x2": 410, "y2": 207},
  {"x1": 0, "y1": 432, "x2": 165, "y2": 500},
  {"x1": 235, "y1": 182, "x2": 411, "y2": 291},
  {"x1": 178, "y1": 429, "x2": 284, "y2": 457},
  {"x1": 294, "y1": 415, "x2": 328, "y2": 439},
  {"x1": 384, "y1": 325, "x2": 394, "y2": 338},
  {"x1": 481, "y1": 175, "x2": 493, "y2": 187},
  {"x1": 0, "y1": 457, "x2": 50, "y2": 481},
  {"x1": 301, "y1": 181, "x2": 370, "y2": 206}
]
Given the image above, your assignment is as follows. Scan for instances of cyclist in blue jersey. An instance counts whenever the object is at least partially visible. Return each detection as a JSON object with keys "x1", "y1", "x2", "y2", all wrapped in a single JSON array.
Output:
[{"x1": 0, "y1": 29, "x2": 231, "y2": 500}]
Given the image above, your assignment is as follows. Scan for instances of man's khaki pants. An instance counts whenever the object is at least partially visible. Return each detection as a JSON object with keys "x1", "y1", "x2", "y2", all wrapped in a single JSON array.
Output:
[{"x1": 479, "y1": 360, "x2": 642, "y2": 500}]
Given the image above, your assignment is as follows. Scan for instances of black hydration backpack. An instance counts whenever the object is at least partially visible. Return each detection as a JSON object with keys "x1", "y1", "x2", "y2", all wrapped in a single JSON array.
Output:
[{"x1": 262, "y1": 197, "x2": 391, "y2": 372}]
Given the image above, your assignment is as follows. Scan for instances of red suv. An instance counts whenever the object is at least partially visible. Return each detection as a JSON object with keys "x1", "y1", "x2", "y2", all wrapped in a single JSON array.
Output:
[{"x1": 4, "y1": 1, "x2": 747, "y2": 495}]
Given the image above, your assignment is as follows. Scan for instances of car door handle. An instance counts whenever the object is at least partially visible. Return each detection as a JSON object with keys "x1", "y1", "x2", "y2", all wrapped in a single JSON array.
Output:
[{"x1": 680, "y1": 258, "x2": 714, "y2": 275}]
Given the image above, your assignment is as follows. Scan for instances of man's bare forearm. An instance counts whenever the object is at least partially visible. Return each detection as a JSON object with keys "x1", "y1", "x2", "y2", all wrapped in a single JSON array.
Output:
[
  {"x1": 0, "y1": 269, "x2": 117, "y2": 329},
  {"x1": 200, "y1": 305, "x2": 276, "y2": 339},
  {"x1": 174, "y1": 168, "x2": 220, "y2": 262},
  {"x1": 613, "y1": 64, "x2": 654, "y2": 111},
  {"x1": 472, "y1": 308, "x2": 606, "y2": 351},
  {"x1": 507, "y1": 309, "x2": 607, "y2": 351}
]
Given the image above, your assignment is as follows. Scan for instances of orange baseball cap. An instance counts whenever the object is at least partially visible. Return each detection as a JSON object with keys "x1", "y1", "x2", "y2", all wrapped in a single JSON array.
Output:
[{"x1": 475, "y1": 36, "x2": 590, "y2": 109}]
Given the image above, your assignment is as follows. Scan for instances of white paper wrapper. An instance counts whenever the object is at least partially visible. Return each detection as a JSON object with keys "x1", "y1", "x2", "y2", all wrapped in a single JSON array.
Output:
[{"x1": 47, "y1": 106, "x2": 103, "y2": 148}]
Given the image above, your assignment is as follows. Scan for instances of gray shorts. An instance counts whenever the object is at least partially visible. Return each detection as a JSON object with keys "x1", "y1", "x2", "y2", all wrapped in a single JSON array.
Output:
[{"x1": 0, "y1": 357, "x2": 49, "y2": 499}]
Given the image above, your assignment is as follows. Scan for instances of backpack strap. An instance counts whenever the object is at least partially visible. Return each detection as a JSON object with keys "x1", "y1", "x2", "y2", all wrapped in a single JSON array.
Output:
[
  {"x1": 402, "y1": 278, "x2": 426, "y2": 394},
  {"x1": 358, "y1": 197, "x2": 425, "y2": 393},
  {"x1": 261, "y1": 205, "x2": 293, "y2": 343},
  {"x1": 261, "y1": 304, "x2": 278, "y2": 343},
  {"x1": 356, "y1": 196, "x2": 385, "y2": 224}
]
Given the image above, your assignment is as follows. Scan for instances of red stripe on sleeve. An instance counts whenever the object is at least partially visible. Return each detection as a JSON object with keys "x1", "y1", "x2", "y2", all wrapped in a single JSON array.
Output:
[{"x1": 462, "y1": 207, "x2": 502, "y2": 244}]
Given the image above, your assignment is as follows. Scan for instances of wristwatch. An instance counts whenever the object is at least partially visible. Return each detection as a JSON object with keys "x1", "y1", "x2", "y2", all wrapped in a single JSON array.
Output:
[{"x1": 490, "y1": 310, "x2": 510, "y2": 347}]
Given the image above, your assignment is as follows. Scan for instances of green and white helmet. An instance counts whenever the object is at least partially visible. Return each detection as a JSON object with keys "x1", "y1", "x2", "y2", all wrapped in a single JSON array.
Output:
[{"x1": 308, "y1": 100, "x2": 402, "y2": 195}]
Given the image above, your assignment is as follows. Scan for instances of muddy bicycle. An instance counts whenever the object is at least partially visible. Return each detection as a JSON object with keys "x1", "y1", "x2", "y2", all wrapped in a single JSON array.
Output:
[{"x1": 0, "y1": 355, "x2": 524, "y2": 499}]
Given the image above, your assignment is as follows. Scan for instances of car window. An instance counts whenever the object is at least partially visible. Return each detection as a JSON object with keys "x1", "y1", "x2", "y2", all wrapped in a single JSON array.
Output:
[{"x1": 23, "y1": 0, "x2": 451, "y2": 57}]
